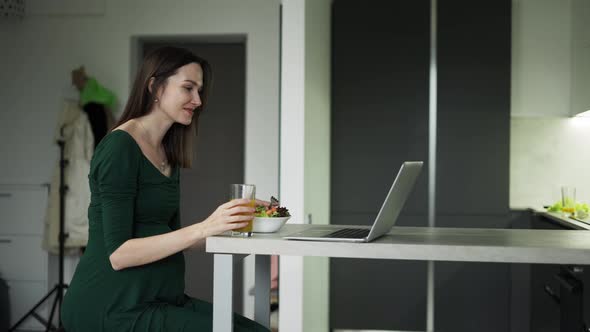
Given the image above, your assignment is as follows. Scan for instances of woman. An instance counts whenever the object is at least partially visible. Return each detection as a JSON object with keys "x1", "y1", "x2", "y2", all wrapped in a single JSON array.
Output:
[{"x1": 61, "y1": 46, "x2": 269, "y2": 331}]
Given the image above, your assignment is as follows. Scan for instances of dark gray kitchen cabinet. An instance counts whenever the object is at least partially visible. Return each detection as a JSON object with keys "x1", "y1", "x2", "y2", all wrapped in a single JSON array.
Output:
[
  {"x1": 330, "y1": 0, "x2": 512, "y2": 331},
  {"x1": 434, "y1": 0, "x2": 512, "y2": 331},
  {"x1": 330, "y1": 0, "x2": 430, "y2": 329}
]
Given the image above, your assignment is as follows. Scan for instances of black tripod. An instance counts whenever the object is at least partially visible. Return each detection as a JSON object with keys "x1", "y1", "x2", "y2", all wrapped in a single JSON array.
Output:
[{"x1": 10, "y1": 138, "x2": 69, "y2": 332}]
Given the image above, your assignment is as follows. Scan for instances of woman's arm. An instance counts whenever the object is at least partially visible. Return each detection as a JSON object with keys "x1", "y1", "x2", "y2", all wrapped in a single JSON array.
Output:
[
  {"x1": 109, "y1": 223, "x2": 201, "y2": 271},
  {"x1": 109, "y1": 198, "x2": 254, "y2": 271},
  {"x1": 184, "y1": 199, "x2": 271, "y2": 252}
]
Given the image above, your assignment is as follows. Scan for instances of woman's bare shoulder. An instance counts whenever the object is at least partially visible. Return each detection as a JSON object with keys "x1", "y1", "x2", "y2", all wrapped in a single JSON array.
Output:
[{"x1": 111, "y1": 119, "x2": 138, "y2": 136}]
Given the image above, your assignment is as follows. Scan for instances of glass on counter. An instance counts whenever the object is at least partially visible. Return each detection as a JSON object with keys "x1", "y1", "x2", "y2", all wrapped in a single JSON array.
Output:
[{"x1": 561, "y1": 186, "x2": 576, "y2": 217}]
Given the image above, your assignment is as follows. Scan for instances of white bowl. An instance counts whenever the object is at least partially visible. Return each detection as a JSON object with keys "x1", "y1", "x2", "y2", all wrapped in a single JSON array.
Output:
[{"x1": 252, "y1": 216, "x2": 291, "y2": 233}]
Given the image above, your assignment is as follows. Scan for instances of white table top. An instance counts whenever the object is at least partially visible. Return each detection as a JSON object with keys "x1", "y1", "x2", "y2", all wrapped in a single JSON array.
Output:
[{"x1": 206, "y1": 224, "x2": 590, "y2": 265}]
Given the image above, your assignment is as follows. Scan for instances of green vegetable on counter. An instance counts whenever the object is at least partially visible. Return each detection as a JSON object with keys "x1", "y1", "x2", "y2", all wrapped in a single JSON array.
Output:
[
  {"x1": 547, "y1": 201, "x2": 563, "y2": 212},
  {"x1": 546, "y1": 200, "x2": 590, "y2": 217}
]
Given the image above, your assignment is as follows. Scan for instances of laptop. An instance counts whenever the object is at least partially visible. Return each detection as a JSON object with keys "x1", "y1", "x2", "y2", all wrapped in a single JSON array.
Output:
[{"x1": 283, "y1": 161, "x2": 423, "y2": 243}]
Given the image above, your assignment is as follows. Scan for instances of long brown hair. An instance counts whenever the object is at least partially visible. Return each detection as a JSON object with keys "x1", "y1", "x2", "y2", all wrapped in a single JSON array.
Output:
[{"x1": 114, "y1": 46, "x2": 213, "y2": 168}]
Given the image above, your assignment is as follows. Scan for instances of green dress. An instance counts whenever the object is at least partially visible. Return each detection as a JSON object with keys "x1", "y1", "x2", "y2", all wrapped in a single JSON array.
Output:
[{"x1": 61, "y1": 130, "x2": 268, "y2": 332}]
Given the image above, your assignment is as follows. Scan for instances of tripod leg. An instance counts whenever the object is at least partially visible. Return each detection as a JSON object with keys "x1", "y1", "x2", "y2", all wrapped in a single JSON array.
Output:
[
  {"x1": 46, "y1": 288, "x2": 60, "y2": 332},
  {"x1": 9, "y1": 285, "x2": 58, "y2": 332},
  {"x1": 57, "y1": 284, "x2": 66, "y2": 329}
]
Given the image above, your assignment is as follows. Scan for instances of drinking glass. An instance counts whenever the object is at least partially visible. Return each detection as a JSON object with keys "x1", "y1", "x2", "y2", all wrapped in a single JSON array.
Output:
[
  {"x1": 229, "y1": 184, "x2": 256, "y2": 237},
  {"x1": 561, "y1": 186, "x2": 576, "y2": 217}
]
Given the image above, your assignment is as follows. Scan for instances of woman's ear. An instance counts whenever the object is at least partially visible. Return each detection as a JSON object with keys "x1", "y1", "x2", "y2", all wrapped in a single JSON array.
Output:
[{"x1": 148, "y1": 77, "x2": 155, "y2": 94}]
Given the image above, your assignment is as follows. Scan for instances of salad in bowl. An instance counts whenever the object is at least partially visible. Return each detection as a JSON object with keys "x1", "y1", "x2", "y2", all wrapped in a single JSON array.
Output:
[{"x1": 252, "y1": 197, "x2": 291, "y2": 233}]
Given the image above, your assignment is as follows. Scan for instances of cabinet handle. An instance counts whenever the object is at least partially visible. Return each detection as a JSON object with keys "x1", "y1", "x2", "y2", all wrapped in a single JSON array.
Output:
[
  {"x1": 0, "y1": 239, "x2": 11, "y2": 244},
  {"x1": 0, "y1": 193, "x2": 12, "y2": 198}
]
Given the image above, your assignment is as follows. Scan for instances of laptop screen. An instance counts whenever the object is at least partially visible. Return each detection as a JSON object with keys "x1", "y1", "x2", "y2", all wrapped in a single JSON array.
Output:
[{"x1": 366, "y1": 161, "x2": 423, "y2": 241}]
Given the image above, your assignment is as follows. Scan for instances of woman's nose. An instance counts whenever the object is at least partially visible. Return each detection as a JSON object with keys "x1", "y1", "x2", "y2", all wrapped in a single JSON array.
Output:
[{"x1": 192, "y1": 92, "x2": 202, "y2": 107}]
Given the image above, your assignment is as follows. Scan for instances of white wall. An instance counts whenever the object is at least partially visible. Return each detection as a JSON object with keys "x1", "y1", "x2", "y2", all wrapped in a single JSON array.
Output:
[
  {"x1": 510, "y1": 117, "x2": 590, "y2": 209},
  {"x1": 0, "y1": 0, "x2": 280, "y2": 319}
]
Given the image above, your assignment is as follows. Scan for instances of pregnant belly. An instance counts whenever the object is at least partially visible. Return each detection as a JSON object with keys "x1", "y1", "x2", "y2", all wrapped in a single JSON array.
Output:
[{"x1": 107, "y1": 250, "x2": 186, "y2": 308}]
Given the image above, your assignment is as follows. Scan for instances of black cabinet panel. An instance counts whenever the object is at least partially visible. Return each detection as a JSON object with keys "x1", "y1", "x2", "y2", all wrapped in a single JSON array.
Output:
[
  {"x1": 436, "y1": 112, "x2": 510, "y2": 216},
  {"x1": 434, "y1": 261, "x2": 511, "y2": 332},
  {"x1": 330, "y1": 0, "x2": 430, "y2": 329},
  {"x1": 436, "y1": 0, "x2": 511, "y2": 216},
  {"x1": 331, "y1": 258, "x2": 428, "y2": 330},
  {"x1": 331, "y1": 156, "x2": 428, "y2": 215},
  {"x1": 530, "y1": 264, "x2": 561, "y2": 332},
  {"x1": 331, "y1": 0, "x2": 430, "y2": 216}
]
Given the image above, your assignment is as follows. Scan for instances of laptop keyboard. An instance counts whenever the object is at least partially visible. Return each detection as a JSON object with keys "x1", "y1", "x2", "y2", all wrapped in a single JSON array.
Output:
[{"x1": 325, "y1": 228, "x2": 370, "y2": 239}]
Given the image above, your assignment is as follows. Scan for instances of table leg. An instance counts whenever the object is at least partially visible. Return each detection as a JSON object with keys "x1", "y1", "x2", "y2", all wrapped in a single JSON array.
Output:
[
  {"x1": 255, "y1": 254, "x2": 271, "y2": 329},
  {"x1": 213, "y1": 254, "x2": 234, "y2": 332}
]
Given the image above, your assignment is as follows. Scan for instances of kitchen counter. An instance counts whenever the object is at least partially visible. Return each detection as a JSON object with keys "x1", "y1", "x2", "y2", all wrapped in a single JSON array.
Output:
[{"x1": 534, "y1": 210, "x2": 590, "y2": 230}]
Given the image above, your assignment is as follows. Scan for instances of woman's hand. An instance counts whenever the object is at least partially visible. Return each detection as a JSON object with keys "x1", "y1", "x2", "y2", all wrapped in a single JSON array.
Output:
[{"x1": 200, "y1": 198, "x2": 255, "y2": 237}]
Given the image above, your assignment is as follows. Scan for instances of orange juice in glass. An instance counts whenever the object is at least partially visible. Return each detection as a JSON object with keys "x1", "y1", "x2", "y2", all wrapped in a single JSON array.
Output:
[
  {"x1": 561, "y1": 186, "x2": 576, "y2": 217},
  {"x1": 229, "y1": 184, "x2": 256, "y2": 237}
]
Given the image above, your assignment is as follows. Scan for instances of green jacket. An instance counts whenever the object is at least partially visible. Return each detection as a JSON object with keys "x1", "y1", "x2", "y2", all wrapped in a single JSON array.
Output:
[{"x1": 80, "y1": 77, "x2": 117, "y2": 109}]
